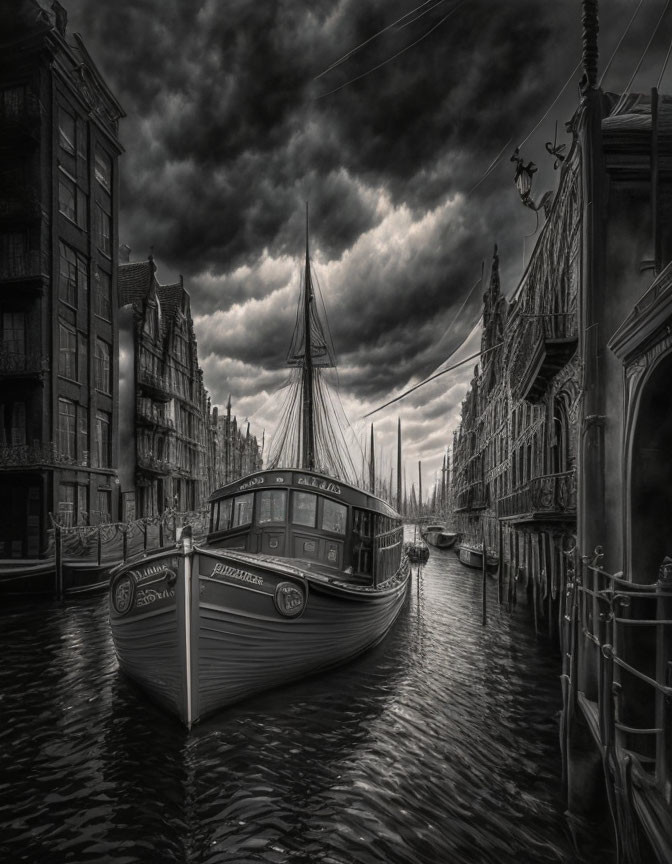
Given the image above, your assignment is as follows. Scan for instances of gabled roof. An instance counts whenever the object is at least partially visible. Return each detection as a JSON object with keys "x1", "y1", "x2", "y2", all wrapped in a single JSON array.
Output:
[{"x1": 118, "y1": 260, "x2": 154, "y2": 307}]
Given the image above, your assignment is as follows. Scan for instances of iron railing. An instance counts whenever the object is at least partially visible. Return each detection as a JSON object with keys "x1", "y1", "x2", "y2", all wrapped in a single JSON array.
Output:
[{"x1": 497, "y1": 470, "x2": 576, "y2": 519}]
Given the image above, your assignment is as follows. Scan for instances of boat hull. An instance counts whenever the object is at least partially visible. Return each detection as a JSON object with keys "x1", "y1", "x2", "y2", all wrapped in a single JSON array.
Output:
[
  {"x1": 110, "y1": 546, "x2": 410, "y2": 726},
  {"x1": 422, "y1": 531, "x2": 457, "y2": 549},
  {"x1": 456, "y1": 544, "x2": 498, "y2": 574}
]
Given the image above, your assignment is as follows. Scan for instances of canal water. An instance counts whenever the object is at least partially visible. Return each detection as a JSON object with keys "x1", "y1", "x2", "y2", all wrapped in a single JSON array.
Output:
[{"x1": 1, "y1": 537, "x2": 614, "y2": 864}]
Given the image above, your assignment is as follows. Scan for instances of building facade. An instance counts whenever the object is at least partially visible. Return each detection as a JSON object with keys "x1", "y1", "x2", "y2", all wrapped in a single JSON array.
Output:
[
  {"x1": 451, "y1": 4, "x2": 672, "y2": 857},
  {"x1": 0, "y1": 1, "x2": 124, "y2": 555},
  {"x1": 118, "y1": 255, "x2": 212, "y2": 518},
  {"x1": 213, "y1": 397, "x2": 263, "y2": 489}
]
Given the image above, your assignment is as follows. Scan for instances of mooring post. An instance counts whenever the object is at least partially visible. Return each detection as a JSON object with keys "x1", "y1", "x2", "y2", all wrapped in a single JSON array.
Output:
[
  {"x1": 55, "y1": 522, "x2": 63, "y2": 601},
  {"x1": 481, "y1": 524, "x2": 487, "y2": 626}
]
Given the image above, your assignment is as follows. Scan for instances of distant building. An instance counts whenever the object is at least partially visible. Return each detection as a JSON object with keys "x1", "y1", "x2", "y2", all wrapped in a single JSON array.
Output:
[
  {"x1": 118, "y1": 253, "x2": 213, "y2": 518},
  {"x1": 0, "y1": 1, "x2": 124, "y2": 555},
  {"x1": 213, "y1": 397, "x2": 263, "y2": 488}
]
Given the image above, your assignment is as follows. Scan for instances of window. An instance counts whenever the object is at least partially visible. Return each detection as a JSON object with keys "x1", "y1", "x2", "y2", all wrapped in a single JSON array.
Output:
[
  {"x1": 58, "y1": 106, "x2": 76, "y2": 153},
  {"x1": 78, "y1": 406, "x2": 88, "y2": 465},
  {"x1": 58, "y1": 242, "x2": 87, "y2": 307},
  {"x1": 95, "y1": 269, "x2": 112, "y2": 320},
  {"x1": 10, "y1": 401, "x2": 25, "y2": 445},
  {"x1": 292, "y1": 491, "x2": 317, "y2": 528},
  {"x1": 78, "y1": 333, "x2": 87, "y2": 386},
  {"x1": 94, "y1": 148, "x2": 111, "y2": 191},
  {"x1": 257, "y1": 490, "x2": 287, "y2": 524},
  {"x1": 0, "y1": 233, "x2": 29, "y2": 278},
  {"x1": 97, "y1": 489, "x2": 112, "y2": 524},
  {"x1": 232, "y1": 493, "x2": 253, "y2": 527},
  {"x1": 321, "y1": 499, "x2": 347, "y2": 535},
  {"x1": 351, "y1": 509, "x2": 373, "y2": 576},
  {"x1": 78, "y1": 486, "x2": 88, "y2": 526},
  {"x1": 59, "y1": 323, "x2": 77, "y2": 379},
  {"x1": 58, "y1": 169, "x2": 87, "y2": 228},
  {"x1": 2, "y1": 312, "x2": 25, "y2": 360},
  {"x1": 95, "y1": 410, "x2": 111, "y2": 468},
  {"x1": 216, "y1": 498, "x2": 233, "y2": 531},
  {"x1": 58, "y1": 398, "x2": 76, "y2": 458},
  {"x1": 58, "y1": 483, "x2": 76, "y2": 527},
  {"x1": 95, "y1": 203, "x2": 111, "y2": 255},
  {"x1": 94, "y1": 338, "x2": 111, "y2": 392}
]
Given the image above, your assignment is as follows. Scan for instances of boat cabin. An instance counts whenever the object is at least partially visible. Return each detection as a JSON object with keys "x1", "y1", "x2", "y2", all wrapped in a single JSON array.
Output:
[{"x1": 207, "y1": 469, "x2": 403, "y2": 586}]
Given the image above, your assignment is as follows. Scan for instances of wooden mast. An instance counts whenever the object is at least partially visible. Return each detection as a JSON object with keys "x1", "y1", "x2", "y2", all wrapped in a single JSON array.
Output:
[
  {"x1": 301, "y1": 202, "x2": 315, "y2": 470},
  {"x1": 418, "y1": 461, "x2": 422, "y2": 518},
  {"x1": 396, "y1": 418, "x2": 402, "y2": 514}
]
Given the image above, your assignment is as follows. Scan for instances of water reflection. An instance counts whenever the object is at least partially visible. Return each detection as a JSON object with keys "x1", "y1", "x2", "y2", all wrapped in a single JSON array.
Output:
[{"x1": 0, "y1": 542, "x2": 613, "y2": 863}]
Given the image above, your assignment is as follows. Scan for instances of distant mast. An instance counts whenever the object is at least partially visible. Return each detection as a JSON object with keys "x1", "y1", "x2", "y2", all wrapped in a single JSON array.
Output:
[
  {"x1": 369, "y1": 423, "x2": 376, "y2": 493},
  {"x1": 396, "y1": 418, "x2": 402, "y2": 514},
  {"x1": 301, "y1": 203, "x2": 315, "y2": 470}
]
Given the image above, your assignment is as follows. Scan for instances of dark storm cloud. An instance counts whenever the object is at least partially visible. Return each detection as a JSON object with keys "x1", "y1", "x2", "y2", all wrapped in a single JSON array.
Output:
[{"x1": 64, "y1": 0, "x2": 672, "y2": 435}]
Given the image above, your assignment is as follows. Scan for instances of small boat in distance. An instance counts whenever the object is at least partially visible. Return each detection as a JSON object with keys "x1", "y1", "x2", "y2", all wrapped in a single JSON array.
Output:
[
  {"x1": 456, "y1": 541, "x2": 498, "y2": 574},
  {"x1": 108, "y1": 207, "x2": 410, "y2": 727},
  {"x1": 421, "y1": 523, "x2": 458, "y2": 549}
]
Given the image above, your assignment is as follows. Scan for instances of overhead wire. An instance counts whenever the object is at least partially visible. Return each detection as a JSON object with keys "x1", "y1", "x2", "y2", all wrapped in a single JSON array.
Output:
[
  {"x1": 313, "y1": 0, "x2": 449, "y2": 81},
  {"x1": 364, "y1": 342, "x2": 503, "y2": 419},
  {"x1": 622, "y1": 0, "x2": 670, "y2": 96},
  {"x1": 599, "y1": 0, "x2": 644, "y2": 87},
  {"x1": 315, "y1": 1, "x2": 467, "y2": 100}
]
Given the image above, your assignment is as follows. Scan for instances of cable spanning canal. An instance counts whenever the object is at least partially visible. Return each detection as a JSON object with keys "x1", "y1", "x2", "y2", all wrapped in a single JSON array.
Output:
[{"x1": 1, "y1": 537, "x2": 613, "y2": 864}]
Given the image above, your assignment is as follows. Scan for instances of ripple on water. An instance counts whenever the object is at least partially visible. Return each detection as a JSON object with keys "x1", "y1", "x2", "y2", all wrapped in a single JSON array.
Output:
[{"x1": 0, "y1": 544, "x2": 613, "y2": 863}]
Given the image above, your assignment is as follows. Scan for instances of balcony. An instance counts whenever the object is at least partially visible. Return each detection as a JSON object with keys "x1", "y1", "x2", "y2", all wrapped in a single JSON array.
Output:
[
  {"x1": 0, "y1": 441, "x2": 89, "y2": 470},
  {"x1": 454, "y1": 482, "x2": 487, "y2": 512},
  {"x1": 137, "y1": 367, "x2": 173, "y2": 402},
  {"x1": 0, "y1": 250, "x2": 47, "y2": 285},
  {"x1": 136, "y1": 401, "x2": 175, "y2": 432},
  {"x1": 497, "y1": 470, "x2": 577, "y2": 522},
  {"x1": 0, "y1": 91, "x2": 41, "y2": 141},
  {"x1": 512, "y1": 313, "x2": 578, "y2": 403},
  {"x1": 136, "y1": 453, "x2": 174, "y2": 475},
  {"x1": 0, "y1": 350, "x2": 48, "y2": 379},
  {"x1": 0, "y1": 187, "x2": 43, "y2": 222}
]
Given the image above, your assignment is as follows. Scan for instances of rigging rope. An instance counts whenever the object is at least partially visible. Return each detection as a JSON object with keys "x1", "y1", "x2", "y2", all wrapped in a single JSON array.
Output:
[
  {"x1": 364, "y1": 342, "x2": 503, "y2": 418},
  {"x1": 622, "y1": 0, "x2": 670, "y2": 97},
  {"x1": 313, "y1": 0, "x2": 450, "y2": 81},
  {"x1": 315, "y1": 1, "x2": 467, "y2": 100},
  {"x1": 599, "y1": 0, "x2": 644, "y2": 87},
  {"x1": 657, "y1": 23, "x2": 672, "y2": 87}
]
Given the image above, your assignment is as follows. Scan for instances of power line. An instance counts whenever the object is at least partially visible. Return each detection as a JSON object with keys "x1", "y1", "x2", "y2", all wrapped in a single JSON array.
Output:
[
  {"x1": 316, "y1": 1, "x2": 467, "y2": 100},
  {"x1": 313, "y1": 0, "x2": 449, "y2": 82}
]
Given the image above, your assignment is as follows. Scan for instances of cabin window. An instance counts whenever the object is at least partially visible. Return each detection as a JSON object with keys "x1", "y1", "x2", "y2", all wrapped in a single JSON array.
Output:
[
  {"x1": 215, "y1": 498, "x2": 233, "y2": 531},
  {"x1": 257, "y1": 490, "x2": 287, "y2": 524},
  {"x1": 351, "y1": 508, "x2": 373, "y2": 576},
  {"x1": 292, "y1": 491, "x2": 317, "y2": 528},
  {"x1": 321, "y1": 499, "x2": 346, "y2": 534},
  {"x1": 232, "y1": 493, "x2": 253, "y2": 527}
]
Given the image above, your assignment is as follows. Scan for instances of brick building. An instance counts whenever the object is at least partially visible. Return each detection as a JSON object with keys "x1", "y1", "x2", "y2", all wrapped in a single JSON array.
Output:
[{"x1": 0, "y1": 0, "x2": 124, "y2": 555}]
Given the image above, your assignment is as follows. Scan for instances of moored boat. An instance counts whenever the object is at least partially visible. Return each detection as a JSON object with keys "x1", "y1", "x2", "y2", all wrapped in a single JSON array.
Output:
[
  {"x1": 420, "y1": 523, "x2": 457, "y2": 549},
  {"x1": 108, "y1": 208, "x2": 410, "y2": 726},
  {"x1": 456, "y1": 541, "x2": 498, "y2": 574},
  {"x1": 404, "y1": 539, "x2": 430, "y2": 564}
]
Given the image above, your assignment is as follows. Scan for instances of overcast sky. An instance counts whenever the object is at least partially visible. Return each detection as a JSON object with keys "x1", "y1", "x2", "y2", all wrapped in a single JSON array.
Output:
[{"x1": 63, "y1": 0, "x2": 672, "y2": 501}]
